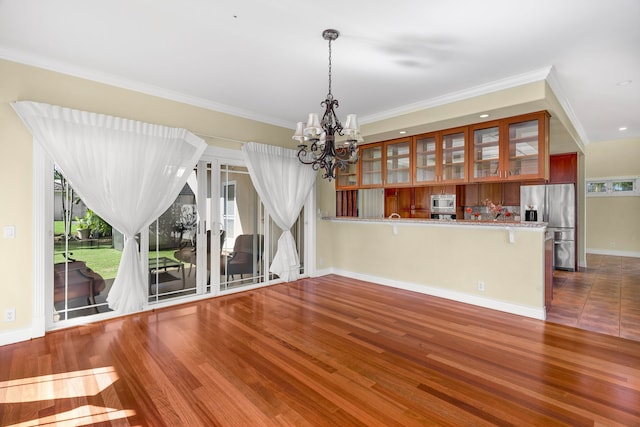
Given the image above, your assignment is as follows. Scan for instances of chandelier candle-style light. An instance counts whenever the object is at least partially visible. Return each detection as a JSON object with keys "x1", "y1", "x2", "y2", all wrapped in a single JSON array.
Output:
[{"x1": 293, "y1": 29, "x2": 361, "y2": 181}]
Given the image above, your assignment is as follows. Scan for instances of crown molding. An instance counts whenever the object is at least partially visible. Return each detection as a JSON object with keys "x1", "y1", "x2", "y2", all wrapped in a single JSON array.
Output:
[
  {"x1": 544, "y1": 65, "x2": 590, "y2": 146},
  {"x1": 360, "y1": 67, "x2": 554, "y2": 124},
  {"x1": 0, "y1": 47, "x2": 292, "y2": 129}
]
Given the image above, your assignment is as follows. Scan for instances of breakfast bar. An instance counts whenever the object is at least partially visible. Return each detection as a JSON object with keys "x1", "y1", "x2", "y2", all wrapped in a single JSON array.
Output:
[{"x1": 321, "y1": 217, "x2": 552, "y2": 320}]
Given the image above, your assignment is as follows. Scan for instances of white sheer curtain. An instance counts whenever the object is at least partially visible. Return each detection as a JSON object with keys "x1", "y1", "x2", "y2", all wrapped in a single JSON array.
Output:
[
  {"x1": 242, "y1": 142, "x2": 317, "y2": 281},
  {"x1": 12, "y1": 101, "x2": 207, "y2": 313}
]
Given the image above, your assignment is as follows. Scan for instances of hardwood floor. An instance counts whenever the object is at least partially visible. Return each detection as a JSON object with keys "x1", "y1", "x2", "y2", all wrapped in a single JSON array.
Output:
[
  {"x1": 2, "y1": 271, "x2": 640, "y2": 426},
  {"x1": 547, "y1": 254, "x2": 640, "y2": 341}
]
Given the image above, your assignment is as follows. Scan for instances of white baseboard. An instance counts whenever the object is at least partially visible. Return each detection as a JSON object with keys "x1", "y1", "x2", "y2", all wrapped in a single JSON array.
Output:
[
  {"x1": 312, "y1": 267, "x2": 332, "y2": 277},
  {"x1": 586, "y1": 248, "x2": 640, "y2": 258},
  {"x1": 0, "y1": 324, "x2": 43, "y2": 347},
  {"x1": 315, "y1": 268, "x2": 546, "y2": 320}
]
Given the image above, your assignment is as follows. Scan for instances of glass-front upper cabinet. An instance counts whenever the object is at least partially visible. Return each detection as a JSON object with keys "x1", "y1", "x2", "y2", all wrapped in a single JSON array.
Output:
[
  {"x1": 385, "y1": 138, "x2": 411, "y2": 185},
  {"x1": 360, "y1": 142, "x2": 383, "y2": 187},
  {"x1": 415, "y1": 128, "x2": 466, "y2": 184},
  {"x1": 415, "y1": 133, "x2": 437, "y2": 183},
  {"x1": 472, "y1": 111, "x2": 549, "y2": 182},
  {"x1": 335, "y1": 162, "x2": 358, "y2": 189},
  {"x1": 471, "y1": 122, "x2": 501, "y2": 181},
  {"x1": 505, "y1": 112, "x2": 549, "y2": 180},
  {"x1": 441, "y1": 129, "x2": 467, "y2": 182}
]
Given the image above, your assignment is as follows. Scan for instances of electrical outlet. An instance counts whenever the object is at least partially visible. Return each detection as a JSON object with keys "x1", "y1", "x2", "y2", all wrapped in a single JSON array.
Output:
[
  {"x1": 4, "y1": 308, "x2": 16, "y2": 322},
  {"x1": 477, "y1": 281, "x2": 485, "y2": 292}
]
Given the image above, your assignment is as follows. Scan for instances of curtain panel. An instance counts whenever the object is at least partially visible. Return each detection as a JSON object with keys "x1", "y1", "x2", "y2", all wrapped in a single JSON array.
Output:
[
  {"x1": 242, "y1": 142, "x2": 317, "y2": 281},
  {"x1": 12, "y1": 101, "x2": 207, "y2": 313}
]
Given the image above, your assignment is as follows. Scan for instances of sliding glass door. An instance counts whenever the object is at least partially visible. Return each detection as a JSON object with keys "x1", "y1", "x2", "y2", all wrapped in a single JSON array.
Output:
[
  {"x1": 45, "y1": 147, "x2": 311, "y2": 329},
  {"x1": 52, "y1": 166, "x2": 118, "y2": 321}
]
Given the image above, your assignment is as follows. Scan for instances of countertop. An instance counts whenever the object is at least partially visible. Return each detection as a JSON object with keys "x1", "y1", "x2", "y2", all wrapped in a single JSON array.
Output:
[{"x1": 323, "y1": 216, "x2": 548, "y2": 229}]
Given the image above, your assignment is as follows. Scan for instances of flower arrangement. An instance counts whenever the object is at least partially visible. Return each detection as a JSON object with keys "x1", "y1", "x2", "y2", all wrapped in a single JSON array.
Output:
[
  {"x1": 484, "y1": 199, "x2": 503, "y2": 220},
  {"x1": 466, "y1": 206, "x2": 481, "y2": 220}
]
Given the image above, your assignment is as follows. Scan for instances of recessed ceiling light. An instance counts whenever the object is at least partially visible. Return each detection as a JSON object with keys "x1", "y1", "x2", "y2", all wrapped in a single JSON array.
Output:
[
  {"x1": 399, "y1": 130, "x2": 407, "y2": 134},
  {"x1": 619, "y1": 126, "x2": 628, "y2": 131},
  {"x1": 616, "y1": 80, "x2": 632, "y2": 86},
  {"x1": 479, "y1": 114, "x2": 489, "y2": 118}
]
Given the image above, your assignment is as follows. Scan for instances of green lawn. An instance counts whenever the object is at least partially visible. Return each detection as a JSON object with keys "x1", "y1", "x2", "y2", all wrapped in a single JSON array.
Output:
[
  {"x1": 55, "y1": 246, "x2": 178, "y2": 280},
  {"x1": 54, "y1": 220, "x2": 78, "y2": 236},
  {"x1": 55, "y1": 221, "x2": 180, "y2": 279}
]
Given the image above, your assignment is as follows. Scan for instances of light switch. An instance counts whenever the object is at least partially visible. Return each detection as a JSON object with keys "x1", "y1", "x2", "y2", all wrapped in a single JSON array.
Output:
[{"x1": 3, "y1": 226, "x2": 15, "y2": 239}]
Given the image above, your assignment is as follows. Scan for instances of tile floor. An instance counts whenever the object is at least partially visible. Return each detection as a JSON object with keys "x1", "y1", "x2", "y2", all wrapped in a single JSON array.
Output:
[{"x1": 546, "y1": 253, "x2": 640, "y2": 341}]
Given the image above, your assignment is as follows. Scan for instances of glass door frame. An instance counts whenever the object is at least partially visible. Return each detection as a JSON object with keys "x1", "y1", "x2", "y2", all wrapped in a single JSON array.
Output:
[{"x1": 34, "y1": 143, "x2": 316, "y2": 334}]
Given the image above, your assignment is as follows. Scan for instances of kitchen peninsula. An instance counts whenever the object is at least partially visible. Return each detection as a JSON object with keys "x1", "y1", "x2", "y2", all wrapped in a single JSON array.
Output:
[{"x1": 321, "y1": 216, "x2": 552, "y2": 320}]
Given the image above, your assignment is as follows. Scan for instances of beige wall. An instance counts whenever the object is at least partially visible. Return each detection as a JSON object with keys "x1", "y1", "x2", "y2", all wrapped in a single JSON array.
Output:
[
  {"x1": 0, "y1": 59, "x2": 292, "y2": 338},
  {"x1": 319, "y1": 219, "x2": 546, "y2": 316},
  {"x1": 585, "y1": 137, "x2": 640, "y2": 255}
]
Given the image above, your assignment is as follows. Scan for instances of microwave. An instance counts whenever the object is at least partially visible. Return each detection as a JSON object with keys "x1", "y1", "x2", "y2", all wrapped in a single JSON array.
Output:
[{"x1": 431, "y1": 194, "x2": 456, "y2": 213}]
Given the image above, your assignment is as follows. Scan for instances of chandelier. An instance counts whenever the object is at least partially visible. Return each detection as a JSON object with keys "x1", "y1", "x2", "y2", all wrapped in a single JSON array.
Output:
[{"x1": 293, "y1": 29, "x2": 361, "y2": 181}]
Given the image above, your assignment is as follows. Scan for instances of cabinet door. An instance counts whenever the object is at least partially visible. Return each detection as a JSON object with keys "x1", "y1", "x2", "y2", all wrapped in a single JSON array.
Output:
[
  {"x1": 384, "y1": 188, "x2": 413, "y2": 217},
  {"x1": 384, "y1": 188, "x2": 398, "y2": 217},
  {"x1": 335, "y1": 162, "x2": 358, "y2": 189},
  {"x1": 471, "y1": 122, "x2": 501, "y2": 181},
  {"x1": 385, "y1": 138, "x2": 412, "y2": 185},
  {"x1": 463, "y1": 184, "x2": 479, "y2": 206},
  {"x1": 504, "y1": 112, "x2": 548, "y2": 180},
  {"x1": 441, "y1": 129, "x2": 467, "y2": 182},
  {"x1": 501, "y1": 182, "x2": 521, "y2": 205},
  {"x1": 360, "y1": 143, "x2": 383, "y2": 187},
  {"x1": 413, "y1": 186, "x2": 430, "y2": 210},
  {"x1": 414, "y1": 133, "x2": 438, "y2": 184},
  {"x1": 550, "y1": 153, "x2": 577, "y2": 184},
  {"x1": 479, "y1": 183, "x2": 501, "y2": 205},
  {"x1": 397, "y1": 187, "x2": 413, "y2": 216}
]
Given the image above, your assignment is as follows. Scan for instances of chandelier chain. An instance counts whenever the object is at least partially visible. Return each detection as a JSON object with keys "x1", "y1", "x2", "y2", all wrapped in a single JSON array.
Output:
[{"x1": 327, "y1": 38, "x2": 333, "y2": 98}]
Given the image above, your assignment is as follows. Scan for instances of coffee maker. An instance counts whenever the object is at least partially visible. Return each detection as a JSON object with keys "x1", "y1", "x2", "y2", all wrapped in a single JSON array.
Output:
[{"x1": 524, "y1": 205, "x2": 538, "y2": 222}]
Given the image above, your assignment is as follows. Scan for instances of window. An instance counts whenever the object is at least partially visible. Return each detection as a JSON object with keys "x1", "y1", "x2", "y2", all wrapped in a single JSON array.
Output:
[{"x1": 586, "y1": 177, "x2": 639, "y2": 197}]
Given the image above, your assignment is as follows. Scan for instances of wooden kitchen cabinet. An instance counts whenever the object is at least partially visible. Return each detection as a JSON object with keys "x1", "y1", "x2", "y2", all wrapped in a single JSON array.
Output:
[
  {"x1": 359, "y1": 139, "x2": 413, "y2": 188},
  {"x1": 463, "y1": 182, "x2": 520, "y2": 206},
  {"x1": 385, "y1": 138, "x2": 412, "y2": 186},
  {"x1": 470, "y1": 121, "x2": 501, "y2": 181},
  {"x1": 501, "y1": 181, "x2": 521, "y2": 205},
  {"x1": 463, "y1": 183, "x2": 479, "y2": 206},
  {"x1": 470, "y1": 111, "x2": 549, "y2": 182},
  {"x1": 479, "y1": 183, "x2": 501, "y2": 204},
  {"x1": 550, "y1": 152, "x2": 577, "y2": 184},
  {"x1": 384, "y1": 187, "x2": 412, "y2": 217},
  {"x1": 414, "y1": 186, "x2": 430, "y2": 211},
  {"x1": 430, "y1": 184, "x2": 456, "y2": 195},
  {"x1": 335, "y1": 162, "x2": 358, "y2": 189},
  {"x1": 384, "y1": 186, "x2": 431, "y2": 218},
  {"x1": 414, "y1": 133, "x2": 437, "y2": 183},
  {"x1": 414, "y1": 128, "x2": 467, "y2": 185},
  {"x1": 504, "y1": 112, "x2": 549, "y2": 180},
  {"x1": 360, "y1": 142, "x2": 383, "y2": 188}
]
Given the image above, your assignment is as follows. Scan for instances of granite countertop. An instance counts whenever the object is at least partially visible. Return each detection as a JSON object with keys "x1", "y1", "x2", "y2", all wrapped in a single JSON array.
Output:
[{"x1": 324, "y1": 216, "x2": 548, "y2": 229}]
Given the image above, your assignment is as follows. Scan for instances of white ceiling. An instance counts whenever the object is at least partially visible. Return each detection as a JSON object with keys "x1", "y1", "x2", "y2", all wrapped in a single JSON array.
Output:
[{"x1": 1, "y1": 0, "x2": 638, "y2": 145}]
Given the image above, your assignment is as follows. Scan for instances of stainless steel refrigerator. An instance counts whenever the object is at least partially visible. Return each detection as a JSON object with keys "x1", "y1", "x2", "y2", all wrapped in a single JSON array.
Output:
[{"x1": 520, "y1": 183, "x2": 576, "y2": 271}]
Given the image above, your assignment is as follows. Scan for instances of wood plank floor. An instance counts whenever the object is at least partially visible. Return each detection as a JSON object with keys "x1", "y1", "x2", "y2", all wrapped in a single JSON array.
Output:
[
  {"x1": 547, "y1": 254, "x2": 640, "y2": 341},
  {"x1": 2, "y1": 272, "x2": 640, "y2": 426}
]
